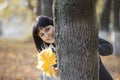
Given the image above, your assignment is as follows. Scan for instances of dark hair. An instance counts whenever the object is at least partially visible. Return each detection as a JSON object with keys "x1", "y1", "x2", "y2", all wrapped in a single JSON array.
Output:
[{"x1": 32, "y1": 15, "x2": 54, "y2": 52}]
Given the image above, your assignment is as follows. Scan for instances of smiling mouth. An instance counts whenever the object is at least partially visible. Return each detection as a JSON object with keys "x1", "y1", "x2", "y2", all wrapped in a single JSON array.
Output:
[
  {"x1": 47, "y1": 33, "x2": 54, "y2": 41},
  {"x1": 51, "y1": 33, "x2": 54, "y2": 37},
  {"x1": 47, "y1": 38, "x2": 53, "y2": 41},
  {"x1": 47, "y1": 39, "x2": 50, "y2": 41}
]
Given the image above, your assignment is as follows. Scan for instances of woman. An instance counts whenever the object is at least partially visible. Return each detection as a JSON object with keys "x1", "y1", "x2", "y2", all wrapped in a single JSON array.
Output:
[
  {"x1": 33, "y1": 16, "x2": 57, "y2": 80},
  {"x1": 32, "y1": 15, "x2": 113, "y2": 80}
]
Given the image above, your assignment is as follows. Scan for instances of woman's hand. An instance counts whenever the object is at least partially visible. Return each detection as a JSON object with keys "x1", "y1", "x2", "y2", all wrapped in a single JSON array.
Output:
[{"x1": 54, "y1": 68, "x2": 59, "y2": 77}]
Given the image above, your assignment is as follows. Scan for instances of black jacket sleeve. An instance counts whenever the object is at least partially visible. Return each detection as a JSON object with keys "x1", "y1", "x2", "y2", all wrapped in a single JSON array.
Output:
[
  {"x1": 99, "y1": 58, "x2": 113, "y2": 80},
  {"x1": 99, "y1": 38, "x2": 113, "y2": 56}
]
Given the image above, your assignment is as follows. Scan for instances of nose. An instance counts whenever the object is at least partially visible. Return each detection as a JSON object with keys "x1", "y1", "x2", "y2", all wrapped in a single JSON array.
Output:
[{"x1": 45, "y1": 32, "x2": 51, "y2": 39}]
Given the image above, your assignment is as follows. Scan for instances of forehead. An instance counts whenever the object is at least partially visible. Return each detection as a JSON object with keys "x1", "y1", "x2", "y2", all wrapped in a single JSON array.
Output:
[
  {"x1": 38, "y1": 25, "x2": 52, "y2": 32},
  {"x1": 39, "y1": 25, "x2": 53, "y2": 30},
  {"x1": 39, "y1": 26, "x2": 44, "y2": 30},
  {"x1": 38, "y1": 27, "x2": 44, "y2": 33}
]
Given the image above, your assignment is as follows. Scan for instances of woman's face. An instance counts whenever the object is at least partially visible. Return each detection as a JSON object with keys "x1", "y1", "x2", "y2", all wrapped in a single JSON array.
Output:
[{"x1": 38, "y1": 25, "x2": 55, "y2": 43}]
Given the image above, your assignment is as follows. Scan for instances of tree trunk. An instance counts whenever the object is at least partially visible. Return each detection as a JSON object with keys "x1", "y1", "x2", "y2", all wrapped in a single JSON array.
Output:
[
  {"x1": 36, "y1": 0, "x2": 41, "y2": 16},
  {"x1": 41, "y1": 0, "x2": 53, "y2": 18},
  {"x1": 0, "y1": 21, "x2": 2, "y2": 35},
  {"x1": 53, "y1": 0, "x2": 98, "y2": 80},
  {"x1": 99, "y1": 0, "x2": 111, "y2": 40},
  {"x1": 113, "y1": 0, "x2": 120, "y2": 31},
  {"x1": 27, "y1": 0, "x2": 34, "y2": 11},
  {"x1": 112, "y1": 0, "x2": 120, "y2": 56}
]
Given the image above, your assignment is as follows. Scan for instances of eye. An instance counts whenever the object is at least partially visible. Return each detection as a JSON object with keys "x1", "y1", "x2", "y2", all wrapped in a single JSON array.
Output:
[
  {"x1": 45, "y1": 27, "x2": 50, "y2": 32},
  {"x1": 39, "y1": 33, "x2": 44, "y2": 37}
]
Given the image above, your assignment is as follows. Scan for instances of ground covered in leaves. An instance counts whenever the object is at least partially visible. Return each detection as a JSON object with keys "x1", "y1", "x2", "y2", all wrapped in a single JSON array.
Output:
[
  {"x1": 0, "y1": 39, "x2": 40, "y2": 80},
  {"x1": 0, "y1": 39, "x2": 120, "y2": 80}
]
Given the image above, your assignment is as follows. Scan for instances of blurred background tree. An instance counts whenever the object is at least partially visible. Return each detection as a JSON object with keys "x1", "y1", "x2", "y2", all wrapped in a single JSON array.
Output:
[
  {"x1": 97, "y1": 0, "x2": 120, "y2": 57},
  {"x1": 36, "y1": 0, "x2": 53, "y2": 17},
  {"x1": 0, "y1": 0, "x2": 37, "y2": 39},
  {"x1": 99, "y1": 0, "x2": 112, "y2": 40},
  {"x1": 0, "y1": 0, "x2": 36, "y2": 21},
  {"x1": 112, "y1": 0, "x2": 120, "y2": 56}
]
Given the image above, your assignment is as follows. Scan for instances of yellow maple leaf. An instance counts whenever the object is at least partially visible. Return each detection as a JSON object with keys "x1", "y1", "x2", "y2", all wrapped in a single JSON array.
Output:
[{"x1": 37, "y1": 47, "x2": 57, "y2": 77}]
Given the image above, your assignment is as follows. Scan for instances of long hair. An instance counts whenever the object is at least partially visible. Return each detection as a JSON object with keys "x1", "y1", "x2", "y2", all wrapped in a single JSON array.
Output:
[{"x1": 32, "y1": 15, "x2": 54, "y2": 52}]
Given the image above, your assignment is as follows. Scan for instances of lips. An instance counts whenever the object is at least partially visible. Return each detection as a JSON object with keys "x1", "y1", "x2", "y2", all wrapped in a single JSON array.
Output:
[
  {"x1": 47, "y1": 35, "x2": 53, "y2": 41},
  {"x1": 49, "y1": 32, "x2": 54, "y2": 38}
]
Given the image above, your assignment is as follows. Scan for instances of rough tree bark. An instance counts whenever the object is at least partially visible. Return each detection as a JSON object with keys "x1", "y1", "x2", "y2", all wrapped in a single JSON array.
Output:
[
  {"x1": 99, "y1": 0, "x2": 111, "y2": 40},
  {"x1": 53, "y1": 0, "x2": 98, "y2": 80}
]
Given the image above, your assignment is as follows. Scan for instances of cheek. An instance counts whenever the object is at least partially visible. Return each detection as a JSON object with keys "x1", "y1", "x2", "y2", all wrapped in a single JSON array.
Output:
[
  {"x1": 50, "y1": 28, "x2": 55, "y2": 33},
  {"x1": 40, "y1": 36, "x2": 46, "y2": 41},
  {"x1": 53, "y1": 29, "x2": 55, "y2": 34}
]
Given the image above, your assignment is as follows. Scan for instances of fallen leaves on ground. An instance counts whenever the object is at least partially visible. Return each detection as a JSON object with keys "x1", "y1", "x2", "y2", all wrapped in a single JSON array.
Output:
[
  {"x1": 0, "y1": 39, "x2": 40, "y2": 80},
  {"x1": 0, "y1": 39, "x2": 120, "y2": 80}
]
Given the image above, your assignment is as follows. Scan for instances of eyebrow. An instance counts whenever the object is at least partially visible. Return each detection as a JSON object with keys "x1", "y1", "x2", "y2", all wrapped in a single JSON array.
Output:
[
  {"x1": 39, "y1": 28, "x2": 45, "y2": 34},
  {"x1": 39, "y1": 27, "x2": 44, "y2": 30}
]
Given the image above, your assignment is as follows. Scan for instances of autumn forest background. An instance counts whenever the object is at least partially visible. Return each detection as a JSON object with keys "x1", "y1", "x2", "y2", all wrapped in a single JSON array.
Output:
[{"x1": 0, "y1": 0, "x2": 120, "y2": 80}]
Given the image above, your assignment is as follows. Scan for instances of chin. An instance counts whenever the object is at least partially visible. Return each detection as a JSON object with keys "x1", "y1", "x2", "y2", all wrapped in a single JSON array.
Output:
[
  {"x1": 49, "y1": 41, "x2": 54, "y2": 44},
  {"x1": 47, "y1": 40, "x2": 55, "y2": 44}
]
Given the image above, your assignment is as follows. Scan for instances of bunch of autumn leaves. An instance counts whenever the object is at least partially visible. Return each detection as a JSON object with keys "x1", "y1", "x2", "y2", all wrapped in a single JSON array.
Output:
[{"x1": 37, "y1": 47, "x2": 58, "y2": 77}]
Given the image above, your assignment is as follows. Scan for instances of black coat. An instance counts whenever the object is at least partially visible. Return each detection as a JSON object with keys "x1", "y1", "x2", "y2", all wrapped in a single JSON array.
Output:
[{"x1": 99, "y1": 38, "x2": 113, "y2": 80}]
